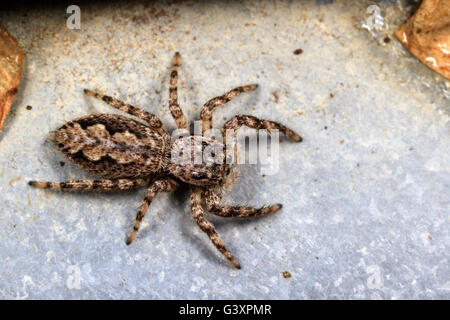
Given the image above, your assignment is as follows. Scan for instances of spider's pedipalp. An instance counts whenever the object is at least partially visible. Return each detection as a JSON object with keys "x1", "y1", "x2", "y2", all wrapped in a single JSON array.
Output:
[
  {"x1": 200, "y1": 84, "x2": 258, "y2": 134},
  {"x1": 169, "y1": 52, "x2": 188, "y2": 130},
  {"x1": 190, "y1": 187, "x2": 241, "y2": 269},
  {"x1": 126, "y1": 178, "x2": 178, "y2": 245},
  {"x1": 28, "y1": 178, "x2": 148, "y2": 191}
]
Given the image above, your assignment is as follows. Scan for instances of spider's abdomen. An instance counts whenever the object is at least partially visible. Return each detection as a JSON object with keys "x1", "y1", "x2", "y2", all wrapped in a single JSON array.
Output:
[
  {"x1": 168, "y1": 135, "x2": 229, "y2": 186},
  {"x1": 51, "y1": 114, "x2": 170, "y2": 178}
]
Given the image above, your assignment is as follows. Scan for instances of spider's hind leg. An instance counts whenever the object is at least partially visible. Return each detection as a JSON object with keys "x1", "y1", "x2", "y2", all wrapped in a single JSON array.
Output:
[
  {"x1": 83, "y1": 89, "x2": 166, "y2": 135},
  {"x1": 28, "y1": 178, "x2": 148, "y2": 191},
  {"x1": 126, "y1": 178, "x2": 179, "y2": 245}
]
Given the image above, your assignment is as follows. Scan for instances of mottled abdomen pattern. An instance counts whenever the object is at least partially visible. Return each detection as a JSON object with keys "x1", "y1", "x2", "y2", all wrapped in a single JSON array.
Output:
[{"x1": 51, "y1": 114, "x2": 170, "y2": 178}]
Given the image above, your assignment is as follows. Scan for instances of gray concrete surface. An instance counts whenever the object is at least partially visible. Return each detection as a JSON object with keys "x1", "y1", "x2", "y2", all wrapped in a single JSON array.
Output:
[{"x1": 0, "y1": 0, "x2": 448, "y2": 299}]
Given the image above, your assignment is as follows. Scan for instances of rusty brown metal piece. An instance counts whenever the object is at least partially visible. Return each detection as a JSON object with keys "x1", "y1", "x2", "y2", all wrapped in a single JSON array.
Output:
[
  {"x1": 395, "y1": 0, "x2": 450, "y2": 79},
  {"x1": 0, "y1": 25, "x2": 24, "y2": 131}
]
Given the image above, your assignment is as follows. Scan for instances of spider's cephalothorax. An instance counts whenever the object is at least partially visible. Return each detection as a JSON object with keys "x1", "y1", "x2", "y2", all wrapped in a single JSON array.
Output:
[{"x1": 29, "y1": 52, "x2": 302, "y2": 269}]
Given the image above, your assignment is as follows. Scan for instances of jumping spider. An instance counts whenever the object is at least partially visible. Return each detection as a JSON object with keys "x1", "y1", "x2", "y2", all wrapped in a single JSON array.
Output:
[{"x1": 29, "y1": 52, "x2": 302, "y2": 269}]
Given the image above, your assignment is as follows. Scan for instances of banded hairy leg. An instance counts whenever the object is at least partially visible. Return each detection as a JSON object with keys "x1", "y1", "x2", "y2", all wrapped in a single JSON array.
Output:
[
  {"x1": 223, "y1": 114, "x2": 302, "y2": 144},
  {"x1": 203, "y1": 115, "x2": 301, "y2": 215},
  {"x1": 84, "y1": 89, "x2": 167, "y2": 137},
  {"x1": 126, "y1": 178, "x2": 179, "y2": 245},
  {"x1": 200, "y1": 84, "x2": 258, "y2": 134},
  {"x1": 202, "y1": 184, "x2": 282, "y2": 218},
  {"x1": 29, "y1": 178, "x2": 148, "y2": 191},
  {"x1": 168, "y1": 52, "x2": 188, "y2": 130},
  {"x1": 190, "y1": 187, "x2": 241, "y2": 269}
]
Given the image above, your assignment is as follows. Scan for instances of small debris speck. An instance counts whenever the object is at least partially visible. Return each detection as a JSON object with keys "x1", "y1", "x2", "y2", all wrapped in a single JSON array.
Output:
[
  {"x1": 9, "y1": 176, "x2": 21, "y2": 185},
  {"x1": 383, "y1": 36, "x2": 391, "y2": 43},
  {"x1": 59, "y1": 161, "x2": 66, "y2": 167},
  {"x1": 293, "y1": 48, "x2": 303, "y2": 55},
  {"x1": 271, "y1": 91, "x2": 279, "y2": 103},
  {"x1": 282, "y1": 271, "x2": 291, "y2": 278},
  {"x1": 26, "y1": 105, "x2": 32, "y2": 110},
  {"x1": 329, "y1": 93, "x2": 335, "y2": 98},
  {"x1": 340, "y1": 139, "x2": 344, "y2": 144},
  {"x1": 324, "y1": 126, "x2": 328, "y2": 130}
]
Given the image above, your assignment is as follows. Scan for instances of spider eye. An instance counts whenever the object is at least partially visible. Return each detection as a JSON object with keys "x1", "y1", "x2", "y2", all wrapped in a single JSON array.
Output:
[{"x1": 193, "y1": 172, "x2": 207, "y2": 179}]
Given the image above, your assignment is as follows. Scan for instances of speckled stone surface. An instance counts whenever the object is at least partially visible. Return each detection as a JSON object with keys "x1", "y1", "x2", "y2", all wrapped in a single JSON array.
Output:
[{"x1": 0, "y1": 1, "x2": 448, "y2": 299}]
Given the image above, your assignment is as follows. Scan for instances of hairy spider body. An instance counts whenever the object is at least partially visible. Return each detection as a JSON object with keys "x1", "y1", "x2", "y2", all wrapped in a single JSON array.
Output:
[
  {"x1": 29, "y1": 52, "x2": 302, "y2": 269},
  {"x1": 168, "y1": 135, "x2": 229, "y2": 186}
]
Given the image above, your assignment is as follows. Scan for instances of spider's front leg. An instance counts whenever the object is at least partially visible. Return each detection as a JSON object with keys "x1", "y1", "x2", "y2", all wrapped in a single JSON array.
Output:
[
  {"x1": 126, "y1": 178, "x2": 179, "y2": 245},
  {"x1": 200, "y1": 84, "x2": 258, "y2": 134},
  {"x1": 28, "y1": 178, "x2": 148, "y2": 191},
  {"x1": 223, "y1": 114, "x2": 302, "y2": 143},
  {"x1": 168, "y1": 52, "x2": 189, "y2": 130},
  {"x1": 201, "y1": 114, "x2": 301, "y2": 217},
  {"x1": 190, "y1": 187, "x2": 241, "y2": 269},
  {"x1": 203, "y1": 186, "x2": 282, "y2": 218}
]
